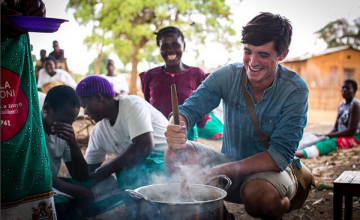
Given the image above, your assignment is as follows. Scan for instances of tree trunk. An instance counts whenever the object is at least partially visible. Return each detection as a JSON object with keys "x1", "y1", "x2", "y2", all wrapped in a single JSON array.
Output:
[
  {"x1": 94, "y1": 52, "x2": 102, "y2": 75},
  {"x1": 130, "y1": 58, "x2": 139, "y2": 95},
  {"x1": 129, "y1": 45, "x2": 140, "y2": 95}
]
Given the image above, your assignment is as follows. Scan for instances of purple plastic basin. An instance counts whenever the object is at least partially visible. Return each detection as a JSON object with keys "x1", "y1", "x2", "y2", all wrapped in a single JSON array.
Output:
[{"x1": 7, "y1": 16, "x2": 68, "y2": 33}]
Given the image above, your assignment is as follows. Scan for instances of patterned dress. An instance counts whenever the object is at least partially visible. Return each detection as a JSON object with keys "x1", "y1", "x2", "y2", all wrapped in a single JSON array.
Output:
[
  {"x1": 336, "y1": 98, "x2": 360, "y2": 132},
  {"x1": 1, "y1": 34, "x2": 56, "y2": 219}
]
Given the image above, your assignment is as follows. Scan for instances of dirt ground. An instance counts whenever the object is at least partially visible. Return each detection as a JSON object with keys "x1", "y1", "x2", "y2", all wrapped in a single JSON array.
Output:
[
  {"x1": 222, "y1": 122, "x2": 360, "y2": 220},
  {"x1": 68, "y1": 110, "x2": 360, "y2": 220},
  {"x1": 218, "y1": 110, "x2": 360, "y2": 220}
]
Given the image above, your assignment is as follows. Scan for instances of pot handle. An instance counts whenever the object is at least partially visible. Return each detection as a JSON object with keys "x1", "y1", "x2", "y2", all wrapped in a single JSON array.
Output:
[
  {"x1": 125, "y1": 189, "x2": 161, "y2": 216},
  {"x1": 205, "y1": 175, "x2": 232, "y2": 191}
]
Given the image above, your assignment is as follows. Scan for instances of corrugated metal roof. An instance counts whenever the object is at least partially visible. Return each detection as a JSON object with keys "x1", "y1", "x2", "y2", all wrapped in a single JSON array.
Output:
[{"x1": 282, "y1": 45, "x2": 359, "y2": 63}]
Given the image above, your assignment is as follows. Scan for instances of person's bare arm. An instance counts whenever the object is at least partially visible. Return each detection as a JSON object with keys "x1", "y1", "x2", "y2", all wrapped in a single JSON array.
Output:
[
  {"x1": 327, "y1": 119, "x2": 339, "y2": 134},
  {"x1": 52, "y1": 177, "x2": 93, "y2": 204},
  {"x1": 1, "y1": 6, "x2": 26, "y2": 37},
  {"x1": 89, "y1": 163, "x2": 102, "y2": 173},
  {"x1": 52, "y1": 122, "x2": 89, "y2": 181},
  {"x1": 205, "y1": 151, "x2": 280, "y2": 180},
  {"x1": 1, "y1": 0, "x2": 46, "y2": 38},
  {"x1": 327, "y1": 102, "x2": 360, "y2": 138},
  {"x1": 90, "y1": 132, "x2": 154, "y2": 184}
]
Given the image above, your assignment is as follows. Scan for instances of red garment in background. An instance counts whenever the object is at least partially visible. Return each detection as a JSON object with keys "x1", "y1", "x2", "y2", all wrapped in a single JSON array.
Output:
[
  {"x1": 336, "y1": 137, "x2": 359, "y2": 150},
  {"x1": 139, "y1": 66, "x2": 209, "y2": 128}
]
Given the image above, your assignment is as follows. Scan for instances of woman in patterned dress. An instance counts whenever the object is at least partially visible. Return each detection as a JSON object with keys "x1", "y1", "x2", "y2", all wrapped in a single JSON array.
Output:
[
  {"x1": 1, "y1": 1, "x2": 57, "y2": 219},
  {"x1": 296, "y1": 79, "x2": 360, "y2": 158},
  {"x1": 139, "y1": 26, "x2": 209, "y2": 141}
]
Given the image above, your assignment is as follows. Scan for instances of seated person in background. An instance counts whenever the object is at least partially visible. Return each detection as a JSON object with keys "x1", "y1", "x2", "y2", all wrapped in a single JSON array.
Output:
[
  {"x1": 35, "y1": 49, "x2": 46, "y2": 82},
  {"x1": 49, "y1": 40, "x2": 65, "y2": 62},
  {"x1": 75, "y1": 75, "x2": 169, "y2": 195},
  {"x1": 41, "y1": 85, "x2": 93, "y2": 218},
  {"x1": 100, "y1": 59, "x2": 129, "y2": 95},
  {"x1": 296, "y1": 79, "x2": 360, "y2": 158},
  {"x1": 37, "y1": 56, "x2": 77, "y2": 91},
  {"x1": 31, "y1": 44, "x2": 37, "y2": 64},
  {"x1": 39, "y1": 49, "x2": 47, "y2": 66}
]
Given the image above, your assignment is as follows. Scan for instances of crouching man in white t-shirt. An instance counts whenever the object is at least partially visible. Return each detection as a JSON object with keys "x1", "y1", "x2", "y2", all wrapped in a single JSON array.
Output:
[
  {"x1": 75, "y1": 76, "x2": 170, "y2": 197},
  {"x1": 40, "y1": 85, "x2": 94, "y2": 218}
]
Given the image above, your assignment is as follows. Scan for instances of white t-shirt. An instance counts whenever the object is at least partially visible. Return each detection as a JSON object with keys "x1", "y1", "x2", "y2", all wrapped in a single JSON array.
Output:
[
  {"x1": 38, "y1": 91, "x2": 46, "y2": 107},
  {"x1": 85, "y1": 95, "x2": 168, "y2": 165},
  {"x1": 37, "y1": 68, "x2": 77, "y2": 89},
  {"x1": 100, "y1": 74, "x2": 129, "y2": 94},
  {"x1": 39, "y1": 94, "x2": 74, "y2": 177},
  {"x1": 44, "y1": 133, "x2": 72, "y2": 176}
]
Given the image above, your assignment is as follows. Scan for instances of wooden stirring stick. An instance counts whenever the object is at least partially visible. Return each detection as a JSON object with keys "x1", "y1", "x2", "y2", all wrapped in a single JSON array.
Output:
[
  {"x1": 171, "y1": 84, "x2": 181, "y2": 126},
  {"x1": 171, "y1": 84, "x2": 191, "y2": 200}
]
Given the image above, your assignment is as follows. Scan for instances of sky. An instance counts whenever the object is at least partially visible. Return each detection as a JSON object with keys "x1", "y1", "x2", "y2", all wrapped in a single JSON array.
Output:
[{"x1": 29, "y1": 0, "x2": 360, "y2": 75}]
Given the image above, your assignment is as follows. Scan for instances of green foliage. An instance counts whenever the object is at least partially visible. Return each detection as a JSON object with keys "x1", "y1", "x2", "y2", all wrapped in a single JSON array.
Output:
[
  {"x1": 67, "y1": 0, "x2": 239, "y2": 74},
  {"x1": 87, "y1": 53, "x2": 129, "y2": 75},
  {"x1": 73, "y1": 73, "x2": 85, "y2": 83},
  {"x1": 315, "y1": 17, "x2": 360, "y2": 49},
  {"x1": 87, "y1": 53, "x2": 109, "y2": 75}
]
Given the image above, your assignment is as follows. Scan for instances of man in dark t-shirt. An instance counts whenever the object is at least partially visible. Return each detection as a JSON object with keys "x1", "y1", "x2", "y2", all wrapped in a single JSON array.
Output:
[{"x1": 49, "y1": 40, "x2": 65, "y2": 62}]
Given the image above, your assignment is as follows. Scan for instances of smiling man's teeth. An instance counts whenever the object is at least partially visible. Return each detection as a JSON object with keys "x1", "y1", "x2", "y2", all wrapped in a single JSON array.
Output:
[
  {"x1": 250, "y1": 66, "x2": 261, "y2": 72},
  {"x1": 167, "y1": 55, "x2": 176, "y2": 60}
]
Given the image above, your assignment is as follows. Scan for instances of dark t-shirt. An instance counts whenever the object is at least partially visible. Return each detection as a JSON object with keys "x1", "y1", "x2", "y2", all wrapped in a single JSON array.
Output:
[{"x1": 49, "y1": 49, "x2": 65, "y2": 61}]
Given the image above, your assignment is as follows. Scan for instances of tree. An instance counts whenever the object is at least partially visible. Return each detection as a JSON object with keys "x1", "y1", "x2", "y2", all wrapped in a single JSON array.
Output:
[
  {"x1": 87, "y1": 53, "x2": 109, "y2": 76},
  {"x1": 87, "y1": 53, "x2": 129, "y2": 76},
  {"x1": 67, "y1": 0, "x2": 238, "y2": 94},
  {"x1": 315, "y1": 17, "x2": 360, "y2": 49}
]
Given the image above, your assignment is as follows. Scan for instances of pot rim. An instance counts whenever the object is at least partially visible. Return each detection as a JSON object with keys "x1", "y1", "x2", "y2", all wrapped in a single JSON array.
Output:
[{"x1": 134, "y1": 183, "x2": 227, "y2": 205}]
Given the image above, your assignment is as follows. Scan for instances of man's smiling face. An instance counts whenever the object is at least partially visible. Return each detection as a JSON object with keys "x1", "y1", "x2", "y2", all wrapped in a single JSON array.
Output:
[{"x1": 243, "y1": 41, "x2": 288, "y2": 85}]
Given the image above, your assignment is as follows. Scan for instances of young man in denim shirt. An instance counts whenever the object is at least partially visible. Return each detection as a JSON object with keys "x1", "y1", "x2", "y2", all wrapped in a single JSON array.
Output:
[{"x1": 165, "y1": 12, "x2": 309, "y2": 220}]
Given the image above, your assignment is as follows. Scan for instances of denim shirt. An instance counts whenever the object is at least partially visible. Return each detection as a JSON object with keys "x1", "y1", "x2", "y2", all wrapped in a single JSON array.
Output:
[{"x1": 179, "y1": 63, "x2": 308, "y2": 171}]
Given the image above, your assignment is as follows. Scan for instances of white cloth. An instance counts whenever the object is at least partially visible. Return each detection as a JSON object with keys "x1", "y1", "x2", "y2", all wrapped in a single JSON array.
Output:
[
  {"x1": 100, "y1": 74, "x2": 129, "y2": 94},
  {"x1": 44, "y1": 132, "x2": 72, "y2": 176},
  {"x1": 37, "y1": 68, "x2": 77, "y2": 89},
  {"x1": 303, "y1": 145, "x2": 320, "y2": 158},
  {"x1": 85, "y1": 95, "x2": 168, "y2": 164},
  {"x1": 298, "y1": 132, "x2": 326, "y2": 150},
  {"x1": 38, "y1": 91, "x2": 46, "y2": 107}
]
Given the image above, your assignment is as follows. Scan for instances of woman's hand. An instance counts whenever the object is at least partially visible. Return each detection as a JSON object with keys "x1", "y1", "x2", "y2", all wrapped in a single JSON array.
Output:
[
  {"x1": 1, "y1": 6, "x2": 26, "y2": 37},
  {"x1": 19, "y1": 0, "x2": 46, "y2": 17},
  {"x1": 89, "y1": 166, "x2": 111, "y2": 185},
  {"x1": 1, "y1": 0, "x2": 46, "y2": 38}
]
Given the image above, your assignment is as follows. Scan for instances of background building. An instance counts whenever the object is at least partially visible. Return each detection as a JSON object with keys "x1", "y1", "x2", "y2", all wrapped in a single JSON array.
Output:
[{"x1": 281, "y1": 46, "x2": 360, "y2": 110}]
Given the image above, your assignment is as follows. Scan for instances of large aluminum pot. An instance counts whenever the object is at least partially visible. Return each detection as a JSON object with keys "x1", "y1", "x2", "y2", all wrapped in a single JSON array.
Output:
[{"x1": 125, "y1": 175, "x2": 231, "y2": 220}]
